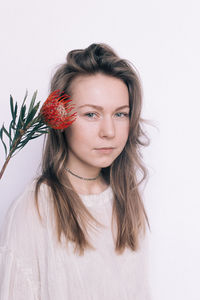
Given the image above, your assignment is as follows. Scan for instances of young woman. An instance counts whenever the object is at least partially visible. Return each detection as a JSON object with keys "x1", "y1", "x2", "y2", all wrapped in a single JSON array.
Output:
[{"x1": 0, "y1": 43, "x2": 152, "y2": 299}]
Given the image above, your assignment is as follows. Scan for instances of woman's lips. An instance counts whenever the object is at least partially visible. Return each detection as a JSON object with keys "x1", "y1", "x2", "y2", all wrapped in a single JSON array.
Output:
[{"x1": 95, "y1": 148, "x2": 114, "y2": 154}]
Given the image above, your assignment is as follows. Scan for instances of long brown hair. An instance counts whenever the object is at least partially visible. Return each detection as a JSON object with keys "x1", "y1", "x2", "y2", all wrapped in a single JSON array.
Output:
[{"x1": 34, "y1": 43, "x2": 151, "y2": 255}]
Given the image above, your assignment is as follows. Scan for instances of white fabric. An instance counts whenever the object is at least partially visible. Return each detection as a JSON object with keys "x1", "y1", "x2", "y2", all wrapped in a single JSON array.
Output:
[{"x1": 0, "y1": 181, "x2": 152, "y2": 299}]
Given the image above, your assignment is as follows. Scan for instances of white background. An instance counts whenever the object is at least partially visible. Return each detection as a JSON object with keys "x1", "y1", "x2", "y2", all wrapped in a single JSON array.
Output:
[{"x1": 0, "y1": 0, "x2": 200, "y2": 299}]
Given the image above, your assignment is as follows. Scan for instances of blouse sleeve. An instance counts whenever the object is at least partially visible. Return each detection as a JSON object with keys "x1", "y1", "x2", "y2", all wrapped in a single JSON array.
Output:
[
  {"x1": 0, "y1": 246, "x2": 38, "y2": 300},
  {"x1": 136, "y1": 231, "x2": 153, "y2": 300},
  {"x1": 0, "y1": 181, "x2": 48, "y2": 300}
]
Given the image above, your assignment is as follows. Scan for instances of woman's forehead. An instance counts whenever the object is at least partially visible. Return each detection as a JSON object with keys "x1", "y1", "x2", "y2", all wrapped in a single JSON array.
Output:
[{"x1": 70, "y1": 73, "x2": 129, "y2": 107}]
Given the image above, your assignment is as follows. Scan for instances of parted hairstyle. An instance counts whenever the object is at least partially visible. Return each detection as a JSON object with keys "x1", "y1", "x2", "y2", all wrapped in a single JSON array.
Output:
[{"x1": 34, "y1": 43, "x2": 151, "y2": 256}]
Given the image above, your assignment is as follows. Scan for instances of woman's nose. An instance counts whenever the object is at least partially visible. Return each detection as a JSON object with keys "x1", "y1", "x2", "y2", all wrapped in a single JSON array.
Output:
[{"x1": 99, "y1": 116, "x2": 115, "y2": 138}]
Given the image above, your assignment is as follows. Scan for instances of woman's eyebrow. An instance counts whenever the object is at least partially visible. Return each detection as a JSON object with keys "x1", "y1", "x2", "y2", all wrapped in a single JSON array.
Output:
[{"x1": 78, "y1": 104, "x2": 130, "y2": 111}]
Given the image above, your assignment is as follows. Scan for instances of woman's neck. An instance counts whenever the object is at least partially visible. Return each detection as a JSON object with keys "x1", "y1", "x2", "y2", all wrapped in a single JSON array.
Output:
[{"x1": 66, "y1": 172, "x2": 109, "y2": 195}]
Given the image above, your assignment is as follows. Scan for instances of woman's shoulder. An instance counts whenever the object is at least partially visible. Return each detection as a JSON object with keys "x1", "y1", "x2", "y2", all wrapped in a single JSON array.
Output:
[{"x1": 4, "y1": 179, "x2": 50, "y2": 221}]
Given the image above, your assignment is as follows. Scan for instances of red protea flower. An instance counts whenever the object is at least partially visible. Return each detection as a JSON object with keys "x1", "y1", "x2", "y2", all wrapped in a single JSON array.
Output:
[{"x1": 40, "y1": 90, "x2": 77, "y2": 130}]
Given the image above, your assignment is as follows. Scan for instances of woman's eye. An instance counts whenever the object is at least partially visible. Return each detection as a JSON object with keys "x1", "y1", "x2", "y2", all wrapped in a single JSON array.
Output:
[
  {"x1": 84, "y1": 112, "x2": 97, "y2": 118},
  {"x1": 115, "y1": 112, "x2": 129, "y2": 118}
]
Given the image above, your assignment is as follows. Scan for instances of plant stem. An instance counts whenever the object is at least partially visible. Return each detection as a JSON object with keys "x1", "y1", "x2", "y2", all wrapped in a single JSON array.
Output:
[
  {"x1": 0, "y1": 155, "x2": 11, "y2": 180},
  {"x1": 0, "y1": 130, "x2": 25, "y2": 180}
]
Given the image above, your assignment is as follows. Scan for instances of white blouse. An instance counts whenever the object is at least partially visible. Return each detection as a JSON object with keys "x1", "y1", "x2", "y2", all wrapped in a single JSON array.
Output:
[{"x1": 0, "y1": 181, "x2": 152, "y2": 299}]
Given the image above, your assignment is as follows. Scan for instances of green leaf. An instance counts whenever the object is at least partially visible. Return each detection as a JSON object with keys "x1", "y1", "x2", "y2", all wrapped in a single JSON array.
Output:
[
  {"x1": 11, "y1": 122, "x2": 22, "y2": 148},
  {"x1": 1, "y1": 140, "x2": 7, "y2": 157},
  {"x1": 15, "y1": 137, "x2": 31, "y2": 150},
  {"x1": 29, "y1": 133, "x2": 44, "y2": 140},
  {"x1": 13, "y1": 102, "x2": 18, "y2": 124},
  {"x1": 12, "y1": 99, "x2": 27, "y2": 144},
  {"x1": 20, "y1": 132, "x2": 35, "y2": 143},
  {"x1": 0, "y1": 127, "x2": 8, "y2": 157},
  {"x1": 17, "y1": 90, "x2": 28, "y2": 127},
  {"x1": 2, "y1": 125, "x2": 11, "y2": 141},
  {"x1": 31, "y1": 122, "x2": 45, "y2": 132},
  {"x1": 27, "y1": 90, "x2": 38, "y2": 115},
  {"x1": 22, "y1": 90, "x2": 28, "y2": 105},
  {"x1": 9, "y1": 120, "x2": 14, "y2": 149},
  {"x1": 19, "y1": 104, "x2": 26, "y2": 125},
  {"x1": 10, "y1": 95, "x2": 15, "y2": 119},
  {"x1": 36, "y1": 129, "x2": 49, "y2": 134},
  {"x1": 24, "y1": 102, "x2": 40, "y2": 127}
]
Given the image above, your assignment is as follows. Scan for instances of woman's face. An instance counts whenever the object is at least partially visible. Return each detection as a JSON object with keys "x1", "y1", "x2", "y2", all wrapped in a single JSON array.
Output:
[{"x1": 64, "y1": 73, "x2": 130, "y2": 173}]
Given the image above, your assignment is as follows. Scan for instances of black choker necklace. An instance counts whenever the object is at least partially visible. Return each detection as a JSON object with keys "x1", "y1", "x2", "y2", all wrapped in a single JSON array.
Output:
[{"x1": 65, "y1": 167, "x2": 101, "y2": 181}]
